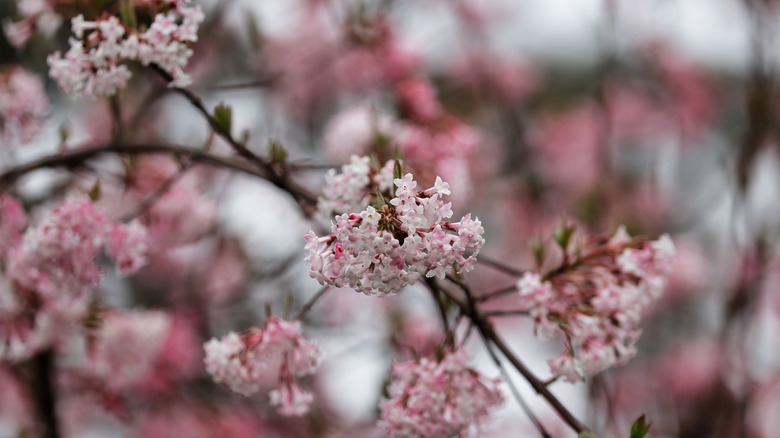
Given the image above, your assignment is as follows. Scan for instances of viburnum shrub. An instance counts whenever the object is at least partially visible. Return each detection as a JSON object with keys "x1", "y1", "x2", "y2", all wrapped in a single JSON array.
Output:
[
  {"x1": 0, "y1": 0, "x2": 770, "y2": 437},
  {"x1": 305, "y1": 157, "x2": 485, "y2": 296}
]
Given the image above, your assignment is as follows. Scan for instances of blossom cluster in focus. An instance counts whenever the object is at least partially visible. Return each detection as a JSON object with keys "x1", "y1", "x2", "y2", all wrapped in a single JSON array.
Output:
[
  {"x1": 305, "y1": 159, "x2": 484, "y2": 296},
  {"x1": 516, "y1": 227, "x2": 676, "y2": 382}
]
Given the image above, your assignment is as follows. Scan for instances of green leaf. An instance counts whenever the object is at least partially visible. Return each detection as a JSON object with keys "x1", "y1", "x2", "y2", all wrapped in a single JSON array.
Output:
[
  {"x1": 578, "y1": 434, "x2": 595, "y2": 438},
  {"x1": 88, "y1": 182, "x2": 101, "y2": 201},
  {"x1": 393, "y1": 159, "x2": 403, "y2": 180},
  {"x1": 58, "y1": 122, "x2": 70, "y2": 145},
  {"x1": 530, "y1": 237, "x2": 545, "y2": 268},
  {"x1": 213, "y1": 103, "x2": 232, "y2": 134},
  {"x1": 119, "y1": 0, "x2": 137, "y2": 29},
  {"x1": 553, "y1": 218, "x2": 576, "y2": 250},
  {"x1": 630, "y1": 414, "x2": 651, "y2": 438},
  {"x1": 268, "y1": 140, "x2": 288, "y2": 164},
  {"x1": 244, "y1": 10, "x2": 264, "y2": 51}
]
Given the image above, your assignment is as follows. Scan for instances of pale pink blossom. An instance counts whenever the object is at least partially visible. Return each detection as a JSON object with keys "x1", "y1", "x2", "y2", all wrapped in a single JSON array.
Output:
[
  {"x1": 306, "y1": 167, "x2": 484, "y2": 296},
  {"x1": 203, "y1": 317, "x2": 322, "y2": 416},
  {"x1": 107, "y1": 221, "x2": 149, "y2": 275},
  {"x1": 516, "y1": 227, "x2": 676, "y2": 382},
  {"x1": 0, "y1": 194, "x2": 27, "y2": 259},
  {"x1": 0, "y1": 198, "x2": 149, "y2": 361},
  {"x1": 87, "y1": 310, "x2": 172, "y2": 390},
  {"x1": 396, "y1": 77, "x2": 441, "y2": 124},
  {"x1": 378, "y1": 349, "x2": 504, "y2": 437},
  {"x1": 395, "y1": 117, "x2": 483, "y2": 204},
  {"x1": 3, "y1": 0, "x2": 62, "y2": 49},
  {"x1": 321, "y1": 104, "x2": 398, "y2": 163},
  {"x1": 317, "y1": 155, "x2": 396, "y2": 216},
  {"x1": 0, "y1": 66, "x2": 49, "y2": 145},
  {"x1": 48, "y1": 1, "x2": 204, "y2": 99}
]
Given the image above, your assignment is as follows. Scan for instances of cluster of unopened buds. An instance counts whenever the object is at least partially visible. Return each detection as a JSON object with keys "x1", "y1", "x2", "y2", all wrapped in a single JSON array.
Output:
[
  {"x1": 47, "y1": 0, "x2": 204, "y2": 98},
  {"x1": 203, "y1": 317, "x2": 323, "y2": 417},
  {"x1": 305, "y1": 156, "x2": 485, "y2": 296},
  {"x1": 516, "y1": 226, "x2": 676, "y2": 382},
  {"x1": 378, "y1": 348, "x2": 504, "y2": 437}
]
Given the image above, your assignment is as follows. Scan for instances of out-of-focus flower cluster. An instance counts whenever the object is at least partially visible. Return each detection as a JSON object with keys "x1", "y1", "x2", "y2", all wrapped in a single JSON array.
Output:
[
  {"x1": 47, "y1": 0, "x2": 204, "y2": 99},
  {"x1": 0, "y1": 66, "x2": 49, "y2": 146},
  {"x1": 378, "y1": 348, "x2": 504, "y2": 438},
  {"x1": 203, "y1": 317, "x2": 322, "y2": 416},
  {"x1": 86, "y1": 310, "x2": 172, "y2": 391},
  {"x1": 516, "y1": 227, "x2": 675, "y2": 383},
  {"x1": 2, "y1": 0, "x2": 61, "y2": 49},
  {"x1": 0, "y1": 196, "x2": 148, "y2": 361},
  {"x1": 305, "y1": 159, "x2": 484, "y2": 296}
]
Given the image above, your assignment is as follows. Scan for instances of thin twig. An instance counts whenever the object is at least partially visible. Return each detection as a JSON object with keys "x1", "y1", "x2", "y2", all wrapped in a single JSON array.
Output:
[
  {"x1": 476, "y1": 284, "x2": 518, "y2": 302},
  {"x1": 435, "y1": 277, "x2": 591, "y2": 435},
  {"x1": 476, "y1": 254, "x2": 525, "y2": 276},
  {"x1": 0, "y1": 142, "x2": 318, "y2": 205},
  {"x1": 117, "y1": 161, "x2": 193, "y2": 223},
  {"x1": 426, "y1": 277, "x2": 455, "y2": 348},
  {"x1": 479, "y1": 329, "x2": 552, "y2": 438},
  {"x1": 206, "y1": 77, "x2": 277, "y2": 91},
  {"x1": 481, "y1": 310, "x2": 530, "y2": 318},
  {"x1": 152, "y1": 66, "x2": 321, "y2": 215},
  {"x1": 293, "y1": 285, "x2": 330, "y2": 321}
]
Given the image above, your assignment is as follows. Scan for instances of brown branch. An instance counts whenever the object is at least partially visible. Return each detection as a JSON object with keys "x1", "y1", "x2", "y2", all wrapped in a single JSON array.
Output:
[
  {"x1": 152, "y1": 66, "x2": 317, "y2": 210},
  {"x1": 475, "y1": 254, "x2": 525, "y2": 276},
  {"x1": 30, "y1": 350, "x2": 60, "y2": 438},
  {"x1": 431, "y1": 278, "x2": 591, "y2": 435},
  {"x1": 0, "y1": 142, "x2": 318, "y2": 205},
  {"x1": 293, "y1": 285, "x2": 331, "y2": 321}
]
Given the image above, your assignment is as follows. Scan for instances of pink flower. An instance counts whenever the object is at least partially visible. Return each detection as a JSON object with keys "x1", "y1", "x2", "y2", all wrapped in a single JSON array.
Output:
[
  {"x1": 516, "y1": 227, "x2": 676, "y2": 382},
  {"x1": 107, "y1": 221, "x2": 149, "y2": 276},
  {"x1": 0, "y1": 66, "x2": 49, "y2": 145},
  {"x1": 47, "y1": 1, "x2": 204, "y2": 99},
  {"x1": 269, "y1": 379, "x2": 314, "y2": 417},
  {"x1": 203, "y1": 317, "x2": 322, "y2": 416},
  {"x1": 87, "y1": 310, "x2": 172, "y2": 390},
  {"x1": 396, "y1": 77, "x2": 441, "y2": 124},
  {"x1": 378, "y1": 349, "x2": 504, "y2": 437},
  {"x1": 306, "y1": 165, "x2": 484, "y2": 296},
  {"x1": 0, "y1": 198, "x2": 149, "y2": 361},
  {"x1": 0, "y1": 194, "x2": 27, "y2": 259}
]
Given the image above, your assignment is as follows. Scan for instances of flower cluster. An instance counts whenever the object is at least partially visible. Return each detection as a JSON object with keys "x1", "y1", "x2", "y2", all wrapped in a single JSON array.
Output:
[
  {"x1": 0, "y1": 197, "x2": 149, "y2": 361},
  {"x1": 2, "y1": 0, "x2": 61, "y2": 49},
  {"x1": 378, "y1": 349, "x2": 504, "y2": 438},
  {"x1": 516, "y1": 227, "x2": 676, "y2": 382},
  {"x1": 317, "y1": 155, "x2": 395, "y2": 216},
  {"x1": 305, "y1": 165, "x2": 484, "y2": 296},
  {"x1": 203, "y1": 317, "x2": 322, "y2": 416},
  {"x1": 0, "y1": 195, "x2": 27, "y2": 258},
  {"x1": 47, "y1": 0, "x2": 204, "y2": 99},
  {"x1": 0, "y1": 66, "x2": 49, "y2": 145},
  {"x1": 87, "y1": 310, "x2": 172, "y2": 391}
]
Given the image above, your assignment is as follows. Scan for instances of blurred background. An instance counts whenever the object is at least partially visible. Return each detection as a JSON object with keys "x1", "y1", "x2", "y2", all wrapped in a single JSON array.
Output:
[{"x1": 2, "y1": 0, "x2": 780, "y2": 437}]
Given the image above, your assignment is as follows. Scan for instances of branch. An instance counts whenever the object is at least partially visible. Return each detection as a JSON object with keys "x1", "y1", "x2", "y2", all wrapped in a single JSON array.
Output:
[
  {"x1": 152, "y1": 66, "x2": 316, "y2": 208},
  {"x1": 0, "y1": 142, "x2": 318, "y2": 206},
  {"x1": 432, "y1": 278, "x2": 591, "y2": 435},
  {"x1": 478, "y1": 328, "x2": 551, "y2": 438},
  {"x1": 30, "y1": 350, "x2": 60, "y2": 438},
  {"x1": 475, "y1": 254, "x2": 525, "y2": 277},
  {"x1": 293, "y1": 285, "x2": 331, "y2": 321}
]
